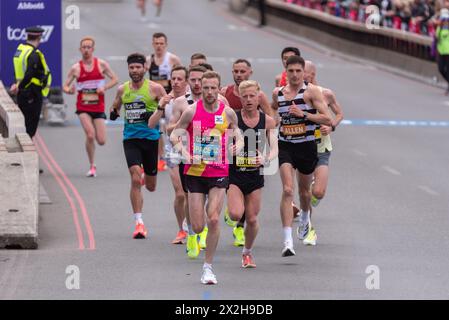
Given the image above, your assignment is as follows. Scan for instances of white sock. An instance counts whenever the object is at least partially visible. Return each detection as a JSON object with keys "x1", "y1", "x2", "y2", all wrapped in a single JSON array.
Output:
[
  {"x1": 242, "y1": 247, "x2": 252, "y2": 255},
  {"x1": 134, "y1": 213, "x2": 143, "y2": 224},
  {"x1": 283, "y1": 227, "x2": 292, "y2": 243},
  {"x1": 203, "y1": 263, "x2": 212, "y2": 270},
  {"x1": 299, "y1": 210, "x2": 310, "y2": 224}
]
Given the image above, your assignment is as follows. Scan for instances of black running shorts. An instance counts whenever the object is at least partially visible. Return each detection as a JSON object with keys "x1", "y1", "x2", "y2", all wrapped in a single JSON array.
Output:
[
  {"x1": 76, "y1": 110, "x2": 107, "y2": 120},
  {"x1": 185, "y1": 176, "x2": 229, "y2": 194},
  {"x1": 278, "y1": 140, "x2": 318, "y2": 175},
  {"x1": 123, "y1": 139, "x2": 159, "y2": 176},
  {"x1": 178, "y1": 163, "x2": 188, "y2": 193},
  {"x1": 229, "y1": 169, "x2": 264, "y2": 196}
]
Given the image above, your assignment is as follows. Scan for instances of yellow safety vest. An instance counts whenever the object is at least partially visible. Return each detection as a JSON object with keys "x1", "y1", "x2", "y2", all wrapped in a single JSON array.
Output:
[{"x1": 13, "y1": 43, "x2": 52, "y2": 97}]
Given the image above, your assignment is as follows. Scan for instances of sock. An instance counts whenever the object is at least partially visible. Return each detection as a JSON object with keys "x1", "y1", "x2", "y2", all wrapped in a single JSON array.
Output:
[
  {"x1": 134, "y1": 213, "x2": 143, "y2": 224},
  {"x1": 187, "y1": 224, "x2": 195, "y2": 236},
  {"x1": 242, "y1": 247, "x2": 252, "y2": 255},
  {"x1": 299, "y1": 210, "x2": 310, "y2": 224},
  {"x1": 283, "y1": 227, "x2": 292, "y2": 243},
  {"x1": 203, "y1": 263, "x2": 212, "y2": 270}
]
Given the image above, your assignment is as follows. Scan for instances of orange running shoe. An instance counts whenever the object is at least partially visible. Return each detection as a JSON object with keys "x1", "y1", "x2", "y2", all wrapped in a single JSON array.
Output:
[
  {"x1": 241, "y1": 254, "x2": 256, "y2": 268},
  {"x1": 158, "y1": 159, "x2": 167, "y2": 172},
  {"x1": 172, "y1": 230, "x2": 187, "y2": 244},
  {"x1": 133, "y1": 223, "x2": 148, "y2": 239}
]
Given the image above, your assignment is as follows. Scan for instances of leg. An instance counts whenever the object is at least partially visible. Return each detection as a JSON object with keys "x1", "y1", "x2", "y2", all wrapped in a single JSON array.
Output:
[
  {"x1": 280, "y1": 163, "x2": 295, "y2": 228},
  {"x1": 204, "y1": 187, "x2": 226, "y2": 264},
  {"x1": 312, "y1": 165, "x2": 329, "y2": 201},
  {"x1": 227, "y1": 184, "x2": 245, "y2": 222},
  {"x1": 78, "y1": 113, "x2": 96, "y2": 166},
  {"x1": 169, "y1": 166, "x2": 186, "y2": 230},
  {"x1": 129, "y1": 165, "x2": 143, "y2": 213},
  {"x1": 93, "y1": 118, "x2": 106, "y2": 146},
  {"x1": 297, "y1": 171, "x2": 314, "y2": 213},
  {"x1": 243, "y1": 188, "x2": 262, "y2": 251},
  {"x1": 188, "y1": 192, "x2": 207, "y2": 234}
]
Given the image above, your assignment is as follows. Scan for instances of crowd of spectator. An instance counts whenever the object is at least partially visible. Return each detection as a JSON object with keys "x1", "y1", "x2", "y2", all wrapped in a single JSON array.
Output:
[{"x1": 284, "y1": 0, "x2": 449, "y2": 37}]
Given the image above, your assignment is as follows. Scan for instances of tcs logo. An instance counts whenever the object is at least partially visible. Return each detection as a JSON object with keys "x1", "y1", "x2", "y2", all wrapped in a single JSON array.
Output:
[{"x1": 7, "y1": 25, "x2": 54, "y2": 43}]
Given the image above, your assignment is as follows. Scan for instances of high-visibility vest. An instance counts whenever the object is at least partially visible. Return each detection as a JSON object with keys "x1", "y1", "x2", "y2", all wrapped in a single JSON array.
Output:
[{"x1": 13, "y1": 43, "x2": 52, "y2": 97}]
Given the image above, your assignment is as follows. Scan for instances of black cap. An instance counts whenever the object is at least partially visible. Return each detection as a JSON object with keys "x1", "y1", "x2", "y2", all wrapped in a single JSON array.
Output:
[{"x1": 25, "y1": 26, "x2": 44, "y2": 36}]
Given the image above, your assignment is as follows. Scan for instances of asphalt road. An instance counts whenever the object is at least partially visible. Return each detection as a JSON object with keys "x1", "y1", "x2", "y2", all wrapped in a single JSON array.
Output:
[{"x1": 1, "y1": 0, "x2": 449, "y2": 300}]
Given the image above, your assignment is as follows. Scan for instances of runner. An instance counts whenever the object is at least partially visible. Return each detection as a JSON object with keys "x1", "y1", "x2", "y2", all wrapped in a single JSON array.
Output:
[
  {"x1": 275, "y1": 47, "x2": 301, "y2": 87},
  {"x1": 302, "y1": 60, "x2": 344, "y2": 246},
  {"x1": 146, "y1": 32, "x2": 182, "y2": 171},
  {"x1": 148, "y1": 65, "x2": 189, "y2": 245},
  {"x1": 227, "y1": 80, "x2": 278, "y2": 268},
  {"x1": 109, "y1": 53, "x2": 167, "y2": 239},
  {"x1": 170, "y1": 71, "x2": 243, "y2": 284},
  {"x1": 220, "y1": 58, "x2": 273, "y2": 246},
  {"x1": 271, "y1": 55, "x2": 331, "y2": 257},
  {"x1": 190, "y1": 53, "x2": 207, "y2": 67},
  {"x1": 63, "y1": 36, "x2": 118, "y2": 177}
]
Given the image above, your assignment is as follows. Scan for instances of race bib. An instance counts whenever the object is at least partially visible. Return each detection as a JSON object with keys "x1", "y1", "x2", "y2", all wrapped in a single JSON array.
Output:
[
  {"x1": 125, "y1": 101, "x2": 146, "y2": 124},
  {"x1": 81, "y1": 89, "x2": 99, "y2": 105},
  {"x1": 193, "y1": 135, "x2": 221, "y2": 163},
  {"x1": 282, "y1": 123, "x2": 306, "y2": 136},
  {"x1": 314, "y1": 126, "x2": 322, "y2": 143}
]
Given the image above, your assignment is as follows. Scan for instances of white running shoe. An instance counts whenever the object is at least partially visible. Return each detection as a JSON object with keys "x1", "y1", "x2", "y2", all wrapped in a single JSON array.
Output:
[
  {"x1": 281, "y1": 241, "x2": 296, "y2": 257},
  {"x1": 86, "y1": 165, "x2": 97, "y2": 177},
  {"x1": 297, "y1": 211, "x2": 311, "y2": 240},
  {"x1": 201, "y1": 266, "x2": 217, "y2": 285}
]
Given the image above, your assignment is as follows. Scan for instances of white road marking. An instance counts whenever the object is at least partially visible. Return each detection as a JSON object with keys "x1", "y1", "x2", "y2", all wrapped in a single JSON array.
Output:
[
  {"x1": 353, "y1": 149, "x2": 367, "y2": 157},
  {"x1": 418, "y1": 185, "x2": 440, "y2": 196},
  {"x1": 381, "y1": 166, "x2": 401, "y2": 176}
]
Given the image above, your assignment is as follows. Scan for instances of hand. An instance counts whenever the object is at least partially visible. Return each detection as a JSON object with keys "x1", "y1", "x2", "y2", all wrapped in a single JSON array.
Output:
[
  {"x1": 96, "y1": 87, "x2": 105, "y2": 95},
  {"x1": 288, "y1": 102, "x2": 304, "y2": 118},
  {"x1": 158, "y1": 94, "x2": 173, "y2": 109},
  {"x1": 109, "y1": 108, "x2": 119, "y2": 121},
  {"x1": 9, "y1": 83, "x2": 18, "y2": 95},
  {"x1": 320, "y1": 125, "x2": 332, "y2": 136},
  {"x1": 64, "y1": 85, "x2": 76, "y2": 95}
]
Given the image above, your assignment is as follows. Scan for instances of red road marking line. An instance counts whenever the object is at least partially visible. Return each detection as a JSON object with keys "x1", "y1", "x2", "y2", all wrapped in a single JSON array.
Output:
[
  {"x1": 35, "y1": 140, "x2": 85, "y2": 250},
  {"x1": 35, "y1": 134, "x2": 96, "y2": 250}
]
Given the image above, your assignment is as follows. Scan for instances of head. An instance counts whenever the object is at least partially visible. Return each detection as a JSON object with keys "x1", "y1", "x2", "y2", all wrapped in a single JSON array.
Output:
[
  {"x1": 232, "y1": 59, "x2": 252, "y2": 86},
  {"x1": 152, "y1": 32, "x2": 168, "y2": 56},
  {"x1": 304, "y1": 60, "x2": 317, "y2": 84},
  {"x1": 127, "y1": 53, "x2": 146, "y2": 83},
  {"x1": 201, "y1": 71, "x2": 221, "y2": 106},
  {"x1": 190, "y1": 53, "x2": 207, "y2": 67},
  {"x1": 199, "y1": 63, "x2": 214, "y2": 71},
  {"x1": 281, "y1": 47, "x2": 301, "y2": 68},
  {"x1": 188, "y1": 65, "x2": 207, "y2": 96},
  {"x1": 285, "y1": 55, "x2": 305, "y2": 86},
  {"x1": 170, "y1": 65, "x2": 188, "y2": 95},
  {"x1": 238, "y1": 80, "x2": 260, "y2": 113},
  {"x1": 26, "y1": 27, "x2": 44, "y2": 46},
  {"x1": 80, "y1": 36, "x2": 95, "y2": 60}
]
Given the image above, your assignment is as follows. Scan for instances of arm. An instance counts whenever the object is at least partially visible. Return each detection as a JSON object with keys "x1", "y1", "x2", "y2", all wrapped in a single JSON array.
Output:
[
  {"x1": 258, "y1": 90, "x2": 273, "y2": 117},
  {"x1": 226, "y1": 107, "x2": 244, "y2": 156},
  {"x1": 319, "y1": 89, "x2": 343, "y2": 135},
  {"x1": 19, "y1": 52, "x2": 41, "y2": 90},
  {"x1": 264, "y1": 115, "x2": 278, "y2": 163},
  {"x1": 303, "y1": 85, "x2": 332, "y2": 126},
  {"x1": 63, "y1": 64, "x2": 78, "y2": 94},
  {"x1": 275, "y1": 74, "x2": 281, "y2": 87},
  {"x1": 99, "y1": 59, "x2": 118, "y2": 92},
  {"x1": 170, "y1": 54, "x2": 182, "y2": 68},
  {"x1": 271, "y1": 88, "x2": 280, "y2": 126},
  {"x1": 170, "y1": 106, "x2": 195, "y2": 161},
  {"x1": 110, "y1": 84, "x2": 124, "y2": 114},
  {"x1": 166, "y1": 96, "x2": 187, "y2": 136},
  {"x1": 147, "y1": 82, "x2": 168, "y2": 128}
]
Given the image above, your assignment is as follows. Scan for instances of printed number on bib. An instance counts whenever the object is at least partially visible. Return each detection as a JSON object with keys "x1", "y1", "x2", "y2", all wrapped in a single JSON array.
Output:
[
  {"x1": 125, "y1": 101, "x2": 146, "y2": 123},
  {"x1": 194, "y1": 135, "x2": 221, "y2": 163}
]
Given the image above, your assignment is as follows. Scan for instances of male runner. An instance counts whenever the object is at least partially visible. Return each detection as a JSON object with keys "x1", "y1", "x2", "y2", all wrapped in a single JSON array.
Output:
[
  {"x1": 274, "y1": 47, "x2": 301, "y2": 87},
  {"x1": 63, "y1": 36, "x2": 118, "y2": 177},
  {"x1": 227, "y1": 80, "x2": 278, "y2": 268},
  {"x1": 301, "y1": 60, "x2": 343, "y2": 246},
  {"x1": 190, "y1": 53, "x2": 207, "y2": 67},
  {"x1": 220, "y1": 58, "x2": 273, "y2": 246},
  {"x1": 146, "y1": 32, "x2": 181, "y2": 171},
  {"x1": 149, "y1": 65, "x2": 189, "y2": 244},
  {"x1": 109, "y1": 53, "x2": 167, "y2": 239},
  {"x1": 171, "y1": 71, "x2": 243, "y2": 285},
  {"x1": 272, "y1": 55, "x2": 331, "y2": 257}
]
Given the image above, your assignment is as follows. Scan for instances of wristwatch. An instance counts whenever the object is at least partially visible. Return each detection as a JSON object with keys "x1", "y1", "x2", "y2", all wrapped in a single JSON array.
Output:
[
  {"x1": 303, "y1": 111, "x2": 308, "y2": 120},
  {"x1": 157, "y1": 106, "x2": 165, "y2": 111},
  {"x1": 331, "y1": 125, "x2": 336, "y2": 132}
]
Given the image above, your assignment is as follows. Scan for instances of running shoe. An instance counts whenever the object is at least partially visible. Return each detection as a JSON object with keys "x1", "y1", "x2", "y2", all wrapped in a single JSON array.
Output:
[
  {"x1": 201, "y1": 266, "x2": 217, "y2": 285},
  {"x1": 311, "y1": 195, "x2": 321, "y2": 207},
  {"x1": 297, "y1": 218, "x2": 311, "y2": 241},
  {"x1": 292, "y1": 202, "x2": 300, "y2": 222},
  {"x1": 241, "y1": 254, "x2": 256, "y2": 268},
  {"x1": 133, "y1": 223, "x2": 148, "y2": 239},
  {"x1": 233, "y1": 226, "x2": 245, "y2": 247},
  {"x1": 224, "y1": 207, "x2": 237, "y2": 227},
  {"x1": 172, "y1": 230, "x2": 187, "y2": 244},
  {"x1": 158, "y1": 159, "x2": 167, "y2": 172},
  {"x1": 303, "y1": 227, "x2": 317, "y2": 246},
  {"x1": 281, "y1": 241, "x2": 296, "y2": 257},
  {"x1": 198, "y1": 227, "x2": 208, "y2": 250},
  {"x1": 86, "y1": 165, "x2": 97, "y2": 177},
  {"x1": 186, "y1": 234, "x2": 200, "y2": 259}
]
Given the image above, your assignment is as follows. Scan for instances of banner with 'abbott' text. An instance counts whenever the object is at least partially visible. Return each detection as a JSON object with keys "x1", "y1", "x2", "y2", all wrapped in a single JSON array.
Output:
[{"x1": 0, "y1": 0, "x2": 62, "y2": 88}]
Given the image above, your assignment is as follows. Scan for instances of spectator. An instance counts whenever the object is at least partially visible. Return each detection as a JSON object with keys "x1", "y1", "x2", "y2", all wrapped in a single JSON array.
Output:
[{"x1": 435, "y1": 9, "x2": 449, "y2": 94}]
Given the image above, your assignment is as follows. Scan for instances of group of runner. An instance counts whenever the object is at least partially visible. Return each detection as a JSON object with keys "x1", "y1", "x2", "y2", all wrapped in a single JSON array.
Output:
[{"x1": 62, "y1": 33, "x2": 343, "y2": 285}]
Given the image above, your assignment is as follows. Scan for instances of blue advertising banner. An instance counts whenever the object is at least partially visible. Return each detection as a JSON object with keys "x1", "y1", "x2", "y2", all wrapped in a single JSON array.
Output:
[{"x1": 0, "y1": 0, "x2": 62, "y2": 88}]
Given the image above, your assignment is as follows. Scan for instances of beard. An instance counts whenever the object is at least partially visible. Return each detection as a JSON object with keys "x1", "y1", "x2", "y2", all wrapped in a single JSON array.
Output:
[{"x1": 130, "y1": 72, "x2": 144, "y2": 83}]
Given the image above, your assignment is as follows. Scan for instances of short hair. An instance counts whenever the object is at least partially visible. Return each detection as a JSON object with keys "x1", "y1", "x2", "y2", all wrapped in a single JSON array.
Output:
[
  {"x1": 233, "y1": 59, "x2": 251, "y2": 68},
  {"x1": 80, "y1": 36, "x2": 95, "y2": 47},
  {"x1": 199, "y1": 63, "x2": 213, "y2": 71},
  {"x1": 201, "y1": 71, "x2": 221, "y2": 86},
  {"x1": 191, "y1": 53, "x2": 206, "y2": 61},
  {"x1": 127, "y1": 53, "x2": 146, "y2": 66},
  {"x1": 285, "y1": 55, "x2": 305, "y2": 68},
  {"x1": 238, "y1": 80, "x2": 260, "y2": 95},
  {"x1": 171, "y1": 65, "x2": 188, "y2": 79},
  {"x1": 281, "y1": 47, "x2": 301, "y2": 58},
  {"x1": 188, "y1": 65, "x2": 207, "y2": 75},
  {"x1": 152, "y1": 32, "x2": 167, "y2": 41}
]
